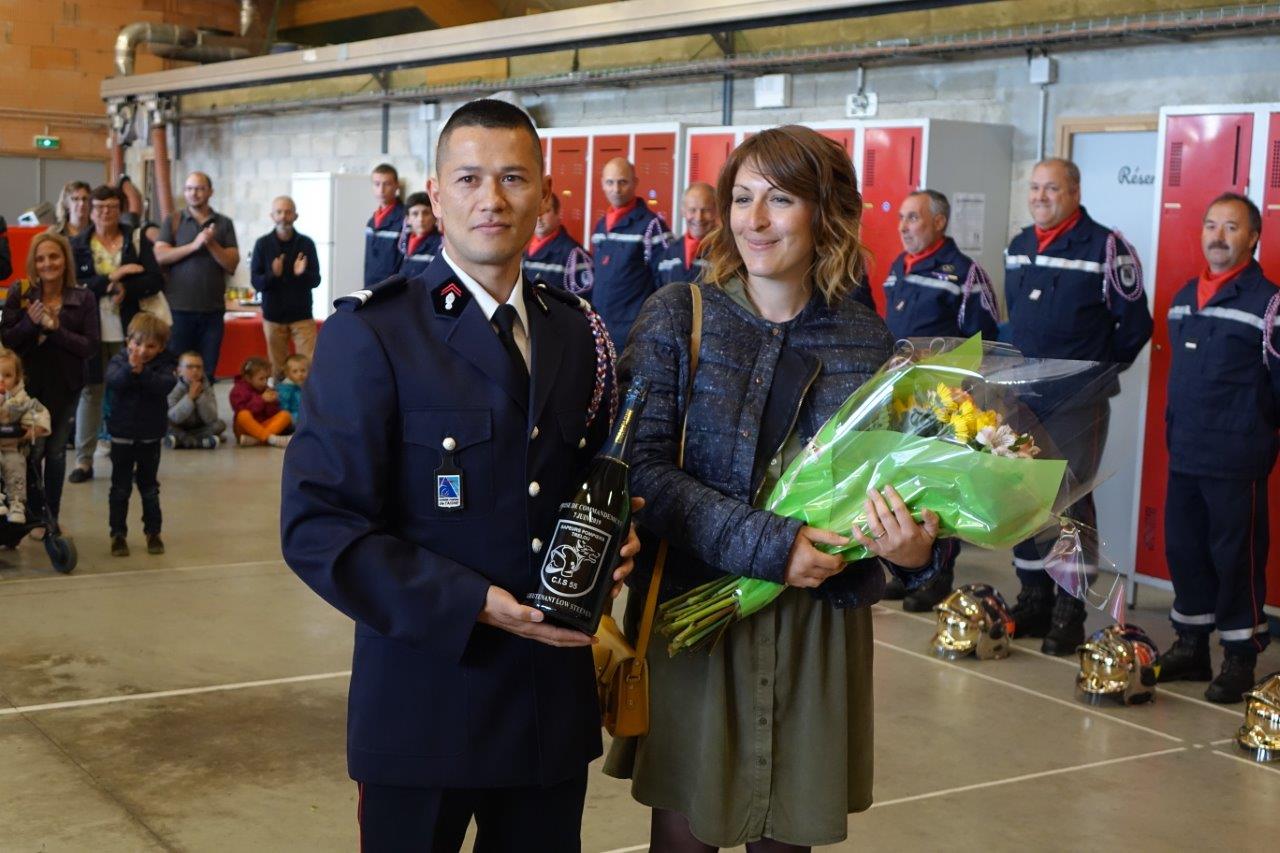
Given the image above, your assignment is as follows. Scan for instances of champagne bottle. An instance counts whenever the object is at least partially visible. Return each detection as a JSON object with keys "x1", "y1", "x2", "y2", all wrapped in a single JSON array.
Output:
[{"x1": 525, "y1": 376, "x2": 649, "y2": 633}]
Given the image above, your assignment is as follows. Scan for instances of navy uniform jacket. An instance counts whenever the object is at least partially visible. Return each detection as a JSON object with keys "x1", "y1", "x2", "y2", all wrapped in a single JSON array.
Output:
[
  {"x1": 523, "y1": 227, "x2": 593, "y2": 295},
  {"x1": 395, "y1": 228, "x2": 442, "y2": 280},
  {"x1": 1166, "y1": 261, "x2": 1280, "y2": 479},
  {"x1": 589, "y1": 202, "x2": 671, "y2": 349},
  {"x1": 280, "y1": 255, "x2": 613, "y2": 789},
  {"x1": 1004, "y1": 206, "x2": 1153, "y2": 404},
  {"x1": 363, "y1": 203, "x2": 405, "y2": 287},
  {"x1": 883, "y1": 237, "x2": 1000, "y2": 341},
  {"x1": 654, "y1": 236, "x2": 708, "y2": 287}
]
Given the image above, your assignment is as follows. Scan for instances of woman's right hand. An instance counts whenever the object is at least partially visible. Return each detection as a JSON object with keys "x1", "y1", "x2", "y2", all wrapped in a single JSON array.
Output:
[
  {"x1": 783, "y1": 525, "x2": 850, "y2": 588},
  {"x1": 26, "y1": 300, "x2": 45, "y2": 326}
]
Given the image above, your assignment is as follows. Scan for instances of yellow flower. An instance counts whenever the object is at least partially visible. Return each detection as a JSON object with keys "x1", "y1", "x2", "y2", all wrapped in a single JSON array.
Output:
[
  {"x1": 893, "y1": 394, "x2": 917, "y2": 416},
  {"x1": 976, "y1": 410, "x2": 999, "y2": 431},
  {"x1": 953, "y1": 411, "x2": 977, "y2": 443},
  {"x1": 936, "y1": 383, "x2": 955, "y2": 408},
  {"x1": 934, "y1": 407, "x2": 952, "y2": 423}
]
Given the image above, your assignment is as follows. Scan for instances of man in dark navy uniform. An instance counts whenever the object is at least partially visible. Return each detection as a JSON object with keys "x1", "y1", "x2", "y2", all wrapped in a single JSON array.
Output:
[
  {"x1": 881, "y1": 189, "x2": 1000, "y2": 612},
  {"x1": 1156, "y1": 193, "x2": 1279, "y2": 703},
  {"x1": 396, "y1": 191, "x2": 443, "y2": 279},
  {"x1": 522, "y1": 192, "x2": 592, "y2": 294},
  {"x1": 654, "y1": 182, "x2": 716, "y2": 286},
  {"x1": 281, "y1": 99, "x2": 640, "y2": 852},
  {"x1": 588, "y1": 157, "x2": 671, "y2": 349},
  {"x1": 1002, "y1": 158, "x2": 1153, "y2": 656},
  {"x1": 363, "y1": 162, "x2": 405, "y2": 287}
]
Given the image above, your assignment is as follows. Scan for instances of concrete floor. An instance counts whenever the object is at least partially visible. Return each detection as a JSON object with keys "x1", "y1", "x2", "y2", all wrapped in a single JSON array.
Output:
[{"x1": 2, "y1": 427, "x2": 1279, "y2": 852}]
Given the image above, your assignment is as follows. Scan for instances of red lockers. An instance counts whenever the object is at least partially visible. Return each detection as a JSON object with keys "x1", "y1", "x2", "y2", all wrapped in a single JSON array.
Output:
[
  {"x1": 634, "y1": 132, "x2": 677, "y2": 227},
  {"x1": 687, "y1": 132, "x2": 735, "y2": 187},
  {"x1": 818, "y1": 128, "x2": 854, "y2": 158},
  {"x1": 549, "y1": 137, "x2": 589, "y2": 247},
  {"x1": 0, "y1": 226, "x2": 47, "y2": 295},
  {"x1": 860, "y1": 126, "x2": 923, "y2": 311},
  {"x1": 1137, "y1": 107, "x2": 1280, "y2": 614}
]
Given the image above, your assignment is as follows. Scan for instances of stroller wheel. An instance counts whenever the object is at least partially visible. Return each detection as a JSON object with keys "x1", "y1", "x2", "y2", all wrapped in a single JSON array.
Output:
[{"x1": 45, "y1": 535, "x2": 77, "y2": 574}]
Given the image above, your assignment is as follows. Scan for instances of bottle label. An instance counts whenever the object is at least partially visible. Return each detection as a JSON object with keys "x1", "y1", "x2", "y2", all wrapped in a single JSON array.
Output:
[{"x1": 539, "y1": 512, "x2": 615, "y2": 600}]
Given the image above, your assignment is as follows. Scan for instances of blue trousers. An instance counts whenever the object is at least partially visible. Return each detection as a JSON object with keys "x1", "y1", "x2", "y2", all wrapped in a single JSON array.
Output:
[
  {"x1": 169, "y1": 310, "x2": 226, "y2": 379},
  {"x1": 1166, "y1": 471, "x2": 1270, "y2": 653},
  {"x1": 356, "y1": 771, "x2": 587, "y2": 853}
]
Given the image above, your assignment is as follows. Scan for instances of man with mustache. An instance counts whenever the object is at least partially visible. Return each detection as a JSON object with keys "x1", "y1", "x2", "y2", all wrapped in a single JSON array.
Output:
[
  {"x1": 281, "y1": 99, "x2": 641, "y2": 850},
  {"x1": 1156, "y1": 192, "x2": 1279, "y2": 704},
  {"x1": 1002, "y1": 157, "x2": 1153, "y2": 656}
]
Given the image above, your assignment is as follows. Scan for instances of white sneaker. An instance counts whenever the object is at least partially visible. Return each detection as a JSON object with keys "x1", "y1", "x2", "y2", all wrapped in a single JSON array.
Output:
[
  {"x1": 238, "y1": 435, "x2": 261, "y2": 447},
  {"x1": 267, "y1": 434, "x2": 292, "y2": 448},
  {"x1": 7, "y1": 507, "x2": 25, "y2": 525}
]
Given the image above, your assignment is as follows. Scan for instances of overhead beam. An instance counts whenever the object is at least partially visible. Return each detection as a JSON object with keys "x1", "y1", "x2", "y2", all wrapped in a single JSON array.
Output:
[
  {"x1": 101, "y1": 0, "x2": 986, "y2": 99},
  {"x1": 282, "y1": 0, "x2": 503, "y2": 29}
]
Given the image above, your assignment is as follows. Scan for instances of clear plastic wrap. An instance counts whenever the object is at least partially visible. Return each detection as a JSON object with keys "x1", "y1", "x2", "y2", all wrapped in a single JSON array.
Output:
[{"x1": 657, "y1": 336, "x2": 1123, "y2": 655}]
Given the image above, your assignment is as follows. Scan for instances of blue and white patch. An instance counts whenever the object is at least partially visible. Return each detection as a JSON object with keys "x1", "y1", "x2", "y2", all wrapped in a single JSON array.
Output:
[{"x1": 437, "y1": 474, "x2": 462, "y2": 510}]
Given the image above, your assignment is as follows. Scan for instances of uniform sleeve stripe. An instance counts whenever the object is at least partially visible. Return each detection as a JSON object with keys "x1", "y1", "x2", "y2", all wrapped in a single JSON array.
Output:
[
  {"x1": 1005, "y1": 254, "x2": 1032, "y2": 268},
  {"x1": 903, "y1": 274, "x2": 962, "y2": 295},
  {"x1": 1198, "y1": 306, "x2": 1269, "y2": 331},
  {"x1": 1034, "y1": 255, "x2": 1104, "y2": 274}
]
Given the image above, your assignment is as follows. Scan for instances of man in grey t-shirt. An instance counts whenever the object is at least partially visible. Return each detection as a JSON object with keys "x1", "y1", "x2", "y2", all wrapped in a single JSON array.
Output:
[{"x1": 154, "y1": 172, "x2": 240, "y2": 378}]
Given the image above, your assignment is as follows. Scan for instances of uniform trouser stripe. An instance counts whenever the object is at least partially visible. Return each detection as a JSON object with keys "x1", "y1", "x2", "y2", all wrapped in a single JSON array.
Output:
[{"x1": 1165, "y1": 472, "x2": 1271, "y2": 651}]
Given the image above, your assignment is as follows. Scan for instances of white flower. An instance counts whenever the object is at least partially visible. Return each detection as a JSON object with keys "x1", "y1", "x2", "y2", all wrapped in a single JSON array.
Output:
[{"x1": 976, "y1": 424, "x2": 1019, "y2": 456}]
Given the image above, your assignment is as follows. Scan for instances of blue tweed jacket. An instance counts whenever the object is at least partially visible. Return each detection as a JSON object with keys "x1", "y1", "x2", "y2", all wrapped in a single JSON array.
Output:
[{"x1": 622, "y1": 280, "x2": 940, "y2": 608}]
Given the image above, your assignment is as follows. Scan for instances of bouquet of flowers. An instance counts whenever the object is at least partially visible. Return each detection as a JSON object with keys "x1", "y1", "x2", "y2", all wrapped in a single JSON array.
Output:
[{"x1": 657, "y1": 336, "x2": 1114, "y2": 655}]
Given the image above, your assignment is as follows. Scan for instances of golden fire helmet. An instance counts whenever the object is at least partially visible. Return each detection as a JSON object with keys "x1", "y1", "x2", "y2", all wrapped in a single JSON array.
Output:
[
  {"x1": 1236, "y1": 671, "x2": 1280, "y2": 763},
  {"x1": 931, "y1": 583, "x2": 1013, "y2": 661},
  {"x1": 1076, "y1": 624, "x2": 1158, "y2": 706}
]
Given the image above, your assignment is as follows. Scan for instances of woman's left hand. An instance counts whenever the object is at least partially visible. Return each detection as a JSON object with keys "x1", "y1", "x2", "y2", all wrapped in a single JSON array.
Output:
[
  {"x1": 850, "y1": 484, "x2": 939, "y2": 569},
  {"x1": 611, "y1": 497, "x2": 645, "y2": 599}
]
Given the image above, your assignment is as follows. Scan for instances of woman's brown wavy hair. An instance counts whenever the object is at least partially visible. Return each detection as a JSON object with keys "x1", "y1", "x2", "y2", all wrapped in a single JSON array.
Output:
[{"x1": 703, "y1": 125, "x2": 868, "y2": 305}]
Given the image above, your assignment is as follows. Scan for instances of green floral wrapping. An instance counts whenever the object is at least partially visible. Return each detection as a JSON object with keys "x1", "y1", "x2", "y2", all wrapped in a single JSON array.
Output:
[{"x1": 657, "y1": 336, "x2": 1070, "y2": 656}]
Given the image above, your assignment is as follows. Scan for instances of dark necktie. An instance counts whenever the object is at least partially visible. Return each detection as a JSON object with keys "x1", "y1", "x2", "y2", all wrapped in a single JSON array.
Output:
[{"x1": 493, "y1": 304, "x2": 530, "y2": 385}]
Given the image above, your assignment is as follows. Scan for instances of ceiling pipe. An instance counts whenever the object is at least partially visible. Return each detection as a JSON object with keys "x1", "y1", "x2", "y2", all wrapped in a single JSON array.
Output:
[{"x1": 114, "y1": 1, "x2": 264, "y2": 77}]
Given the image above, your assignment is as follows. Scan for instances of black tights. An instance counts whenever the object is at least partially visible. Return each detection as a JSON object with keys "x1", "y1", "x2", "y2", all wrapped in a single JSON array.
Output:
[{"x1": 650, "y1": 808, "x2": 811, "y2": 853}]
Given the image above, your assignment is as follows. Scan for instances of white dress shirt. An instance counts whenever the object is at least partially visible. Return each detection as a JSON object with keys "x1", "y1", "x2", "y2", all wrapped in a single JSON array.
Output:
[{"x1": 442, "y1": 248, "x2": 531, "y2": 370}]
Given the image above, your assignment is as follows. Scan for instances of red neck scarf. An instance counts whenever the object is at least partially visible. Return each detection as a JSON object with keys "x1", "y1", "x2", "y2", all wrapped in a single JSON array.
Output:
[
  {"x1": 373, "y1": 204, "x2": 397, "y2": 229},
  {"x1": 683, "y1": 232, "x2": 702, "y2": 268},
  {"x1": 1034, "y1": 209, "x2": 1083, "y2": 253},
  {"x1": 904, "y1": 238, "x2": 946, "y2": 274},
  {"x1": 605, "y1": 198, "x2": 639, "y2": 232},
  {"x1": 406, "y1": 232, "x2": 428, "y2": 258},
  {"x1": 526, "y1": 227, "x2": 561, "y2": 259},
  {"x1": 1197, "y1": 259, "x2": 1251, "y2": 309}
]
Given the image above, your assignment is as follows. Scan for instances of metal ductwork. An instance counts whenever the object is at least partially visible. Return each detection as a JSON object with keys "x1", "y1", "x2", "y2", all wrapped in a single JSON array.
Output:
[{"x1": 114, "y1": 0, "x2": 263, "y2": 77}]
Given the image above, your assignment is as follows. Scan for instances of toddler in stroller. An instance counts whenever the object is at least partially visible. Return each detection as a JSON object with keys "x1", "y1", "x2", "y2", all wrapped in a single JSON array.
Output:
[{"x1": 0, "y1": 348, "x2": 50, "y2": 525}]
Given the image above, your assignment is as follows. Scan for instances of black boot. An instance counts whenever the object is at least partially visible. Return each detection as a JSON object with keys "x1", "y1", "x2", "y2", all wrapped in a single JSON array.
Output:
[
  {"x1": 1040, "y1": 594, "x2": 1086, "y2": 656},
  {"x1": 903, "y1": 570, "x2": 954, "y2": 613},
  {"x1": 1009, "y1": 584, "x2": 1054, "y2": 638},
  {"x1": 1205, "y1": 651, "x2": 1257, "y2": 704},
  {"x1": 1155, "y1": 632, "x2": 1212, "y2": 683},
  {"x1": 883, "y1": 575, "x2": 907, "y2": 601}
]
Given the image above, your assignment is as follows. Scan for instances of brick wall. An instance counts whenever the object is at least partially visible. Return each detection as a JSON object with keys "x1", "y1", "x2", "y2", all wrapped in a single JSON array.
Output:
[{"x1": 0, "y1": 0, "x2": 239, "y2": 159}]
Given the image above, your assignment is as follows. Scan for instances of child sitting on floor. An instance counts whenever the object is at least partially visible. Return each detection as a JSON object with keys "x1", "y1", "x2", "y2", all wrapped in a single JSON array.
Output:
[
  {"x1": 276, "y1": 353, "x2": 308, "y2": 420},
  {"x1": 165, "y1": 351, "x2": 226, "y2": 449},
  {"x1": 230, "y1": 356, "x2": 292, "y2": 448},
  {"x1": 105, "y1": 313, "x2": 177, "y2": 557},
  {"x1": 0, "y1": 348, "x2": 51, "y2": 525}
]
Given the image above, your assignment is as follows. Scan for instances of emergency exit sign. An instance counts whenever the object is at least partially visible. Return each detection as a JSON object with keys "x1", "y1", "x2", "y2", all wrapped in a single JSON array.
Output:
[{"x1": 34, "y1": 135, "x2": 61, "y2": 151}]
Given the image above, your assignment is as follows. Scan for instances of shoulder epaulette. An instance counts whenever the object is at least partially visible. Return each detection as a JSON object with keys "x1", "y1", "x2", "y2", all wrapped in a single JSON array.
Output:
[{"x1": 333, "y1": 274, "x2": 408, "y2": 312}]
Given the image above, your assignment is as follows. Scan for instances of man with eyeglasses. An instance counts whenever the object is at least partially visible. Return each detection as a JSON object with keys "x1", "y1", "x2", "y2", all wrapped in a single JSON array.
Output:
[{"x1": 154, "y1": 172, "x2": 240, "y2": 379}]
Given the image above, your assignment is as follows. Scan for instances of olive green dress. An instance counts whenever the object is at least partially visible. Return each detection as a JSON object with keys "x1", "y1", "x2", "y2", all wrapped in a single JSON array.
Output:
[{"x1": 603, "y1": 281, "x2": 875, "y2": 847}]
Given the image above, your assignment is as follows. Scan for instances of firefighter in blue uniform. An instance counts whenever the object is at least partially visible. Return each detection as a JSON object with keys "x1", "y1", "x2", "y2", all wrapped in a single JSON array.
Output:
[
  {"x1": 363, "y1": 162, "x2": 405, "y2": 287},
  {"x1": 281, "y1": 100, "x2": 640, "y2": 852},
  {"x1": 589, "y1": 157, "x2": 671, "y2": 349},
  {"x1": 396, "y1": 191, "x2": 443, "y2": 279},
  {"x1": 881, "y1": 189, "x2": 1000, "y2": 612},
  {"x1": 1156, "y1": 192, "x2": 1279, "y2": 704},
  {"x1": 522, "y1": 192, "x2": 592, "y2": 294},
  {"x1": 1002, "y1": 158, "x2": 1153, "y2": 656},
  {"x1": 654, "y1": 182, "x2": 715, "y2": 286}
]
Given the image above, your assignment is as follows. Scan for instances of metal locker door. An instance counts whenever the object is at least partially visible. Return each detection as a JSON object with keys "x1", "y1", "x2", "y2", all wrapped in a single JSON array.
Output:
[
  {"x1": 1257, "y1": 112, "x2": 1280, "y2": 610},
  {"x1": 550, "y1": 137, "x2": 589, "y2": 246},
  {"x1": 590, "y1": 134, "x2": 630, "y2": 234},
  {"x1": 861, "y1": 126, "x2": 922, "y2": 314},
  {"x1": 634, "y1": 132, "x2": 676, "y2": 228},
  {"x1": 817, "y1": 128, "x2": 854, "y2": 159},
  {"x1": 688, "y1": 132, "x2": 735, "y2": 186},
  {"x1": 1136, "y1": 112, "x2": 1253, "y2": 582}
]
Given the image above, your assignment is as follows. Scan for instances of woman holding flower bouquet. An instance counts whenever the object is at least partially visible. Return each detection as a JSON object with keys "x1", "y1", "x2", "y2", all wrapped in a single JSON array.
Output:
[{"x1": 604, "y1": 126, "x2": 942, "y2": 851}]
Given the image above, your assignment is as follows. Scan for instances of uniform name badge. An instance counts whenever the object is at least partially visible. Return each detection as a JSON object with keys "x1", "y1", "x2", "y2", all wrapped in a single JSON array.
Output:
[
  {"x1": 1029, "y1": 289, "x2": 1043, "y2": 301},
  {"x1": 436, "y1": 437, "x2": 464, "y2": 512}
]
